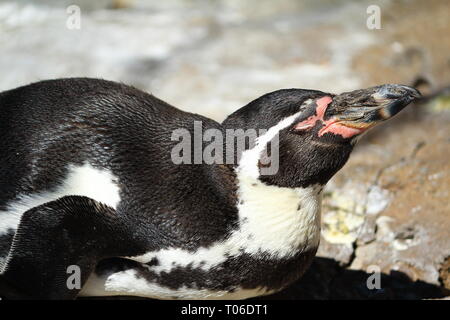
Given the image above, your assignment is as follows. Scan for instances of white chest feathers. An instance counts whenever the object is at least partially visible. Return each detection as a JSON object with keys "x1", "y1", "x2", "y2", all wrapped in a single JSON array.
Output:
[{"x1": 234, "y1": 174, "x2": 322, "y2": 257}]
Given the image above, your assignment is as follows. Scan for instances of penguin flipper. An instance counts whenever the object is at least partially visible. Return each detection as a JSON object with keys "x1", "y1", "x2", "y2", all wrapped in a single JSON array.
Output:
[{"x1": 0, "y1": 196, "x2": 141, "y2": 300}]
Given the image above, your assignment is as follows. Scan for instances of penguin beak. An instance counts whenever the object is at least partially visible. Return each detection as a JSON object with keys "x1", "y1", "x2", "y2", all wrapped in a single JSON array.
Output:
[{"x1": 323, "y1": 84, "x2": 421, "y2": 137}]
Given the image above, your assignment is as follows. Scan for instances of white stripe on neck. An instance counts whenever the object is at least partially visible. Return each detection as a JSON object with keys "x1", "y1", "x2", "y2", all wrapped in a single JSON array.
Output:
[
  {"x1": 234, "y1": 109, "x2": 322, "y2": 256},
  {"x1": 238, "y1": 111, "x2": 303, "y2": 179}
]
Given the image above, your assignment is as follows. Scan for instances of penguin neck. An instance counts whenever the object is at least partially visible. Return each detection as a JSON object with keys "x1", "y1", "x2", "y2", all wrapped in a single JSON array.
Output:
[
  {"x1": 204, "y1": 158, "x2": 322, "y2": 257},
  {"x1": 216, "y1": 113, "x2": 324, "y2": 256},
  {"x1": 232, "y1": 164, "x2": 322, "y2": 257},
  {"x1": 230, "y1": 123, "x2": 323, "y2": 256}
]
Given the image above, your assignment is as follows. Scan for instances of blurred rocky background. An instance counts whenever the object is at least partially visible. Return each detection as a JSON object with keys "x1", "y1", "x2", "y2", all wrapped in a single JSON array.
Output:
[{"x1": 1, "y1": 0, "x2": 449, "y2": 299}]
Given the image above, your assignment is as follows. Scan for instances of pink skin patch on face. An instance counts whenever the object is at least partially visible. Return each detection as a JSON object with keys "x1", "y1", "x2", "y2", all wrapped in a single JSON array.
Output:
[
  {"x1": 319, "y1": 122, "x2": 363, "y2": 138},
  {"x1": 294, "y1": 96, "x2": 364, "y2": 139}
]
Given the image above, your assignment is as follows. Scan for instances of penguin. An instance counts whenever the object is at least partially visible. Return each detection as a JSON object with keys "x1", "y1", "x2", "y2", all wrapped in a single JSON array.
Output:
[{"x1": 0, "y1": 78, "x2": 420, "y2": 299}]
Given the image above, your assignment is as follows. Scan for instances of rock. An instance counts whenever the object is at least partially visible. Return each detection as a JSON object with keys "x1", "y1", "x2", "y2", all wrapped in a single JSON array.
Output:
[
  {"x1": 352, "y1": 0, "x2": 450, "y2": 91},
  {"x1": 428, "y1": 92, "x2": 450, "y2": 112},
  {"x1": 440, "y1": 256, "x2": 450, "y2": 290},
  {"x1": 316, "y1": 240, "x2": 354, "y2": 267},
  {"x1": 317, "y1": 97, "x2": 450, "y2": 295}
]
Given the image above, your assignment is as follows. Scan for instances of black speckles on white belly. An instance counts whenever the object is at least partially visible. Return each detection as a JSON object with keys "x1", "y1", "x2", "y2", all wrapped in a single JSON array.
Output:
[
  {"x1": 86, "y1": 248, "x2": 318, "y2": 299},
  {"x1": 148, "y1": 250, "x2": 317, "y2": 291}
]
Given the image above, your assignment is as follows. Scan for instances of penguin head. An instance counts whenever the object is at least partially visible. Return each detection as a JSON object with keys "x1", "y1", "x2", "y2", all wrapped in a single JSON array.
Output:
[{"x1": 223, "y1": 84, "x2": 420, "y2": 188}]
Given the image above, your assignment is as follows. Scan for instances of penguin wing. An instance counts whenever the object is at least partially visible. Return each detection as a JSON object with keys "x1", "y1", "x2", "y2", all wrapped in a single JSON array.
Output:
[{"x1": 0, "y1": 196, "x2": 145, "y2": 300}]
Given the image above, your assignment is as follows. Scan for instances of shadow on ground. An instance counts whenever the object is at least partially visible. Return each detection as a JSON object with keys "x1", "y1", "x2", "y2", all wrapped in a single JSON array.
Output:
[{"x1": 261, "y1": 257, "x2": 450, "y2": 300}]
